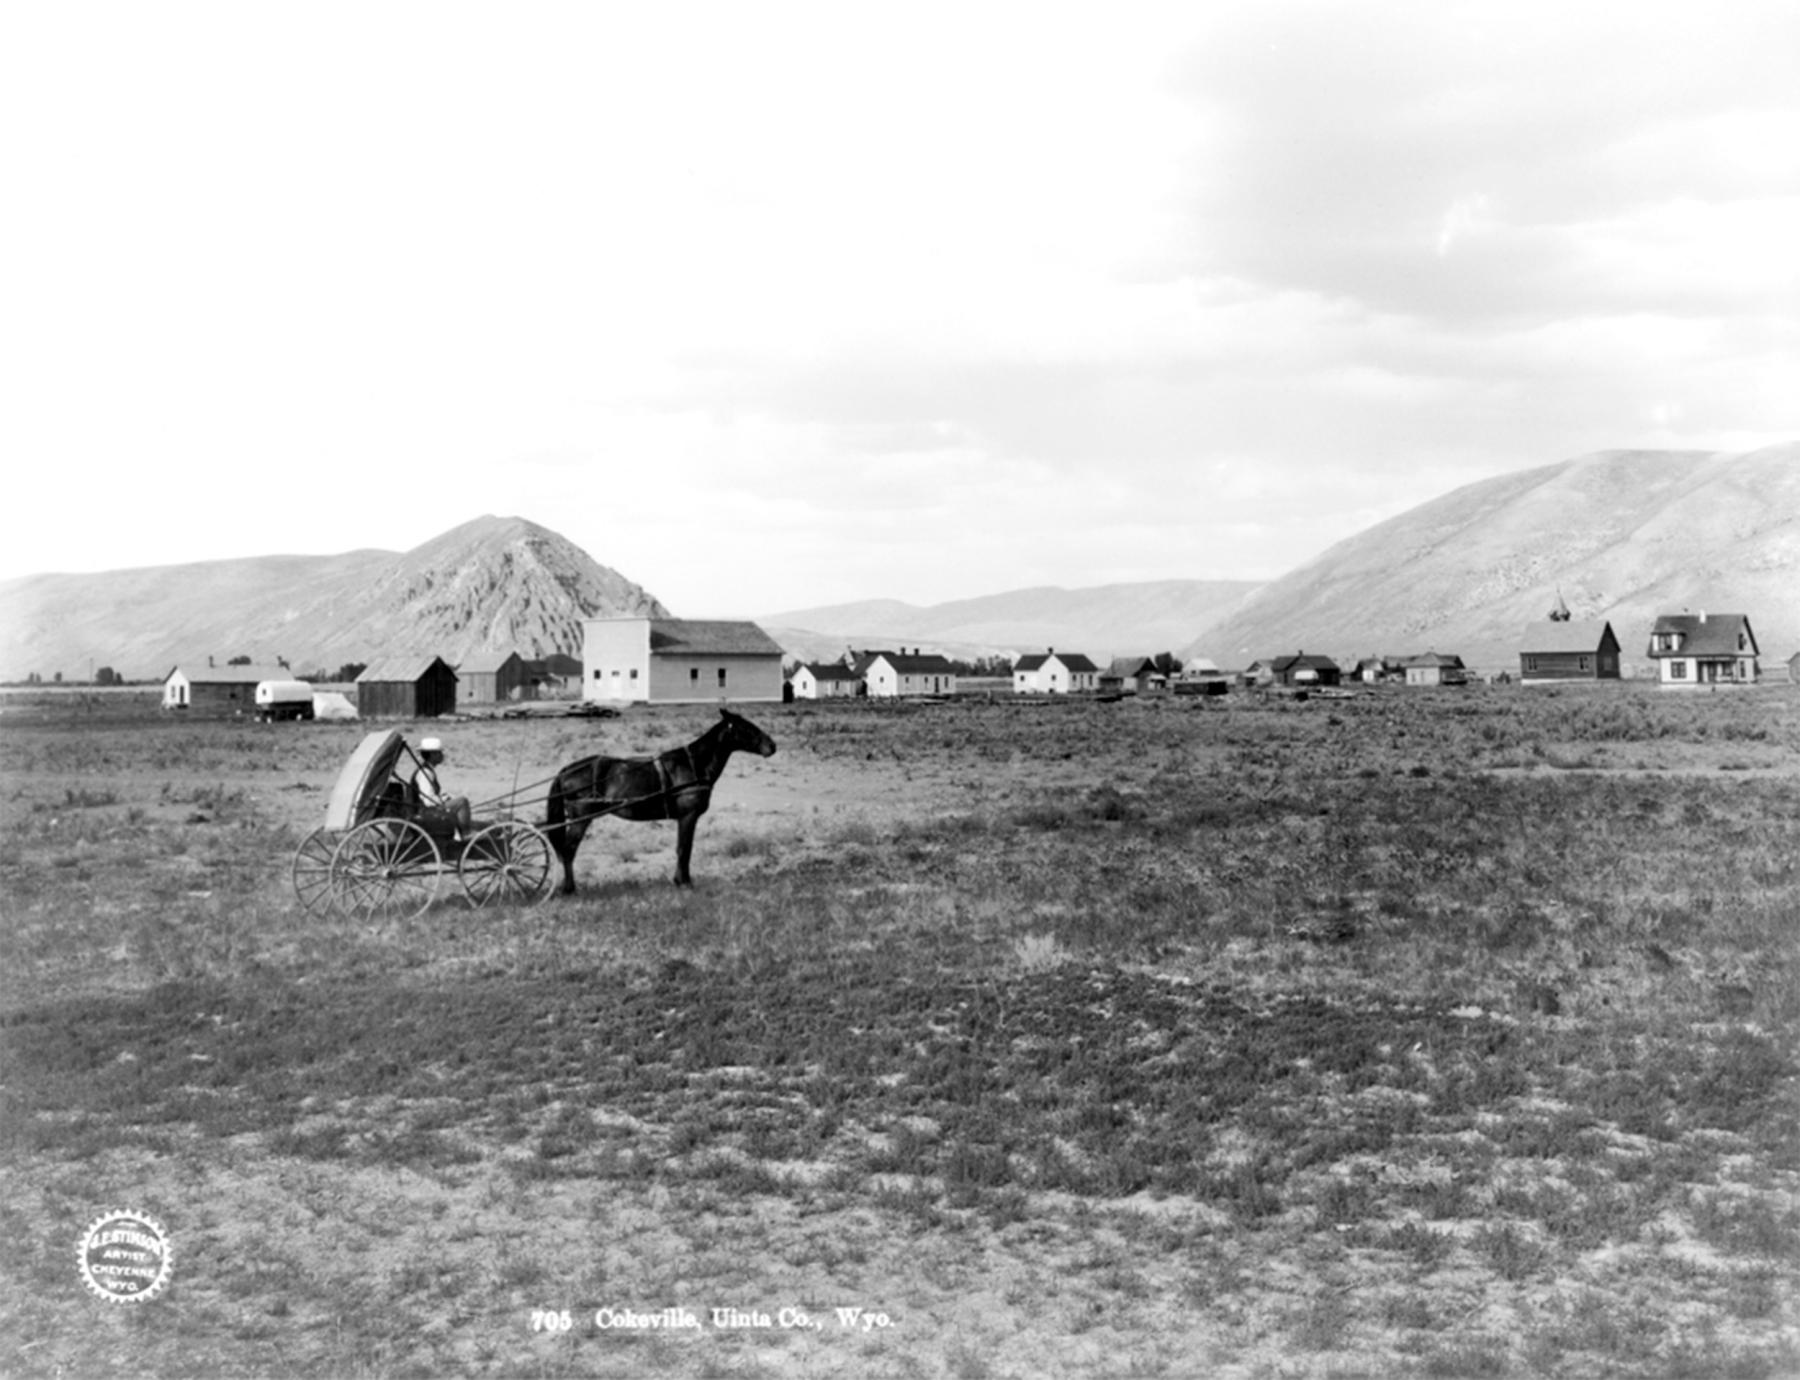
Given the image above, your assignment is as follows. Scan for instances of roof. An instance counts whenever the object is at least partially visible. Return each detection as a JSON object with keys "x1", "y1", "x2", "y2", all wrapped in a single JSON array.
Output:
[
  {"x1": 456, "y1": 650, "x2": 524, "y2": 673},
  {"x1": 355, "y1": 656, "x2": 456, "y2": 684},
  {"x1": 1519, "y1": 620, "x2": 1618, "y2": 654},
  {"x1": 797, "y1": 662, "x2": 862, "y2": 682},
  {"x1": 1403, "y1": 652, "x2": 1465, "y2": 668},
  {"x1": 165, "y1": 664, "x2": 287, "y2": 685},
  {"x1": 1016, "y1": 651, "x2": 1099, "y2": 673},
  {"x1": 1271, "y1": 653, "x2": 1341, "y2": 673},
  {"x1": 1647, "y1": 613, "x2": 1757, "y2": 658},
  {"x1": 867, "y1": 651, "x2": 958, "y2": 675},
  {"x1": 647, "y1": 619, "x2": 784, "y2": 657},
  {"x1": 1105, "y1": 657, "x2": 1158, "y2": 678}
]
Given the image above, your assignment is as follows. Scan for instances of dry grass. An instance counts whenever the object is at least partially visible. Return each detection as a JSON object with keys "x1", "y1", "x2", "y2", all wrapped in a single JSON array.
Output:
[{"x1": 2, "y1": 683, "x2": 1798, "y2": 1377}]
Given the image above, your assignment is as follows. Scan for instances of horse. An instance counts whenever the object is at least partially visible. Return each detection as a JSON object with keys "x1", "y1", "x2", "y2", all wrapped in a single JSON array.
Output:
[{"x1": 543, "y1": 708, "x2": 777, "y2": 894}]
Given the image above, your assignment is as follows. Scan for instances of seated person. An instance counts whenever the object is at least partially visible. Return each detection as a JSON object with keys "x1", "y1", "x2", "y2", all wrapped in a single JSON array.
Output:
[{"x1": 412, "y1": 737, "x2": 473, "y2": 840}]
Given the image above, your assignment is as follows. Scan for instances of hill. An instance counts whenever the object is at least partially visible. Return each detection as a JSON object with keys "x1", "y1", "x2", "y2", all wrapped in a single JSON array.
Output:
[
  {"x1": 1183, "y1": 444, "x2": 1800, "y2": 674},
  {"x1": 0, "y1": 516, "x2": 667, "y2": 681},
  {"x1": 763, "y1": 580, "x2": 1261, "y2": 665}
]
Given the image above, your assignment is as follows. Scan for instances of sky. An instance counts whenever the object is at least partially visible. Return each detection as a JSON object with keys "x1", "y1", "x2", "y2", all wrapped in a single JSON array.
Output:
[{"x1": 2, "y1": 1, "x2": 1795, "y2": 617}]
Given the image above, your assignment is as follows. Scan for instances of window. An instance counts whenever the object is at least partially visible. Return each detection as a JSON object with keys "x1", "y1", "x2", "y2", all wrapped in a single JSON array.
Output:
[
  {"x1": 1579, "y1": 656, "x2": 1591, "y2": 672},
  {"x1": 629, "y1": 668, "x2": 638, "y2": 680},
  {"x1": 690, "y1": 668, "x2": 700, "y2": 684},
  {"x1": 717, "y1": 668, "x2": 727, "y2": 688},
  {"x1": 592, "y1": 669, "x2": 603, "y2": 680},
  {"x1": 1670, "y1": 660, "x2": 1687, "y2": 679}
]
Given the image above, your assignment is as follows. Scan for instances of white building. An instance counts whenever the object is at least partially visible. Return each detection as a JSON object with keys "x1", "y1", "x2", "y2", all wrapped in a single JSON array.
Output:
[
  {"x1": 583, "y1": 617, "x2": 785, "y2": 704},
  {"x1": 790, "y1": 662, "x2": 862, "y2": 699},
  {"x1": 861, "y1": 650, "x2": 958, "y2": 698},
  {"x1": 1013, "y1": 650, "x2": 1100, "y2": 694}
]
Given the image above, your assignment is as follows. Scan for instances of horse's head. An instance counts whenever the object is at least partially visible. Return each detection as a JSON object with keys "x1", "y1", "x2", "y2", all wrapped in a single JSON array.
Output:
[{"x1": 718, "y1": 707, "x2": 777, "y2": 758}]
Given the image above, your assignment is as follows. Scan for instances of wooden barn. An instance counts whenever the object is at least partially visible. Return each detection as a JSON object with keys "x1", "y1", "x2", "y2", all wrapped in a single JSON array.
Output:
[
  {"x1": 582, "y1": 617, "x2": 784, "y2": 704},
  {"x1": 162, "y1": 663, "x2": 286, "y2": 716},
  {"x1": 1518, "y1": 621, "x2": 1622, "y2": 683},
  {"x1": 457, "y1": 650, "x2": 529, "y2": 704},
  {"x1": 355, "y1": 656, "x2": 459, "y2": 718}
]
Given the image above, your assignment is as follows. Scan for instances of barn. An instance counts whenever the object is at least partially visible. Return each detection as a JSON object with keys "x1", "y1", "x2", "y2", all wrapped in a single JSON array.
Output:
[
  {"x1": 355, "y1": 656, "x2": 459, "y2": 718},
  {"x1": 582, "y1": 617, "x2": 785, "y2": 704},
  {"x1": 162, "y1": 664, "x2": 286, "y2": 716},
  {"x1": 1518, "y1": 621, "x2": 1622, "y2": 683},
  {"x1": 457, "y1": 650, "x2": 529, "y2": 704}
]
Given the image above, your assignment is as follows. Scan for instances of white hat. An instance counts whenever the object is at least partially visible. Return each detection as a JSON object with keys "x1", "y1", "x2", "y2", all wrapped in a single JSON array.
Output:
[{"x1": 420, "y1": 737, "x2": 443, "y2": 753}]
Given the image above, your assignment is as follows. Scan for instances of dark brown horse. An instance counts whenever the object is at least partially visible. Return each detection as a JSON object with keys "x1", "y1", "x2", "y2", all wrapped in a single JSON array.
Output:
[{"x1": 544, "y1": 708, "x2": 777, "y2": 893}]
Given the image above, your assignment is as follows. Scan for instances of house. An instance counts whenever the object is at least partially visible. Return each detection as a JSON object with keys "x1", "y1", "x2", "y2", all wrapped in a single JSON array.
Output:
[
  {"x1": 1013, "y1": 649, "x2": 1101, "y2": 694},
  {"x1": 162, "y1": 663, "x2": 287, "y2": 716},
  {"x1": 583, "y1": 617, "x2": 784, "y2": 704},
  {"x1": 1403, "y1": 652, "x2": 1468, "y2": 687},
  {"x1": 1647, "y1": 612, "x2": 1759, "y2": 688},
  {"x1": 862, "y1": 649, "x2": 958, "y2": 698},
  {"x1": 790, "y1": 661, "x2": 863, "y2": 699},
  {"x1": 355, "y1": 656, "x2": 459, "y2": 718},
  {"x1": 528, "y1": 653, "x2": 583, "y2": 696},
  {"x1": 457, "y1": 650, "x2": 530, "y2": 704},
  {"x1": 1518, "y1": 621, "x2": 1622, "y2": 683},
  {"x1": 1355, "y1": 656, "x2": 1406, "y2": 685},
  {"x1": 1270, "y1": 653, "x2": 1342, "y2": 688},
  {"x1": 1099, "y1": 657, "x2": 1166, "y2": 695}
]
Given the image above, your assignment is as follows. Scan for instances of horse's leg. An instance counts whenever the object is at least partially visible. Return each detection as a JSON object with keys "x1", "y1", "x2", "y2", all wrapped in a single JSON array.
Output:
[
  {"x1": 545, "y1": 784, "x2": 584, "y2": 896},
  {"x1": 673, "y1": 808, "x2": 701, "y2": 886}
]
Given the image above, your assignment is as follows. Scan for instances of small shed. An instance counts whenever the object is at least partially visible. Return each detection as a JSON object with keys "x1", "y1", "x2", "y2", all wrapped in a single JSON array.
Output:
[
  {"x1": 355, "y1": 656, "x2": 459, "y2": 718},
  {"x1": 457, "y1": 650, "x2": 530, "y2": 704}
]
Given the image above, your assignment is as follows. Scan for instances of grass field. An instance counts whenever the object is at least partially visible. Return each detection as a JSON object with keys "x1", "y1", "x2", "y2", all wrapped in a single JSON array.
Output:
[{"x1": 2, "y1": 684, "x2": 1797, "y2": 1378}]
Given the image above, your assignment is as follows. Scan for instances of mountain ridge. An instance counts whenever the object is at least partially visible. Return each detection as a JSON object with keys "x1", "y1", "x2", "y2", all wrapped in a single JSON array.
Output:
[
  {"x1": 0, "y1": 515, "x2": 666, "y2": 680},
  {"x1": 1184, "y1": 444, "x2": 1799, "y2": 672}
]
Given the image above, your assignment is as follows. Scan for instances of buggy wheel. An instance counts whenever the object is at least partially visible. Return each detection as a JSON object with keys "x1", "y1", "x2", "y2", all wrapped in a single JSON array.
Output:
[
  {"x1": 291, "y1": 827, "x2": 342, "y2": 913},
  {"x1": 330, "y1": 819, "x2": 441, "y2": 920},
  {"x1": 459, "y1": 821, "x2": 554, "y2": 907}
]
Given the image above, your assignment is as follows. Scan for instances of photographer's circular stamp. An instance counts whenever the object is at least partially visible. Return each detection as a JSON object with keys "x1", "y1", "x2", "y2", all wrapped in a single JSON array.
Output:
[{"x1": 77, "y1": 1209, "x2": 173, "y2": 1303}]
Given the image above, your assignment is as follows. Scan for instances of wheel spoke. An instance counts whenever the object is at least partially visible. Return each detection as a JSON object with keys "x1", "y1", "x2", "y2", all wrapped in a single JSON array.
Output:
[{"x1": 460, "y1": 824, "x2": 554, "y2": 907}]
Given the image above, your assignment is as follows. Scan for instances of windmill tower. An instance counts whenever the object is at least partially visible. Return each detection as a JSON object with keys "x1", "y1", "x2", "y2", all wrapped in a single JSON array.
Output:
[{"x1": 1549, "y1": 589, "x2": 1571, "y2": 622}]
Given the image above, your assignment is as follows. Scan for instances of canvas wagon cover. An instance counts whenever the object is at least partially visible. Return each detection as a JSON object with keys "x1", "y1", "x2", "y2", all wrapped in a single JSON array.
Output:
[{"x1": 324, "y1": 729, "x2": 407, "y2": 829}]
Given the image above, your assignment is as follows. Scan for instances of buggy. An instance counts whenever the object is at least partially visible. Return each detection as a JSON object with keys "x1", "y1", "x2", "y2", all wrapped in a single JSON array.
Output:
[{"x1": 292, "y1": 730, "x2": 556, "y2": 918}]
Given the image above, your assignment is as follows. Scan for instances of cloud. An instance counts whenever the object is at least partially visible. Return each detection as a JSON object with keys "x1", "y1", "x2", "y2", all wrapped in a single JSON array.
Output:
[{"x1": 0, "y1": 2, "x2": 1794, "y2": 614}]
